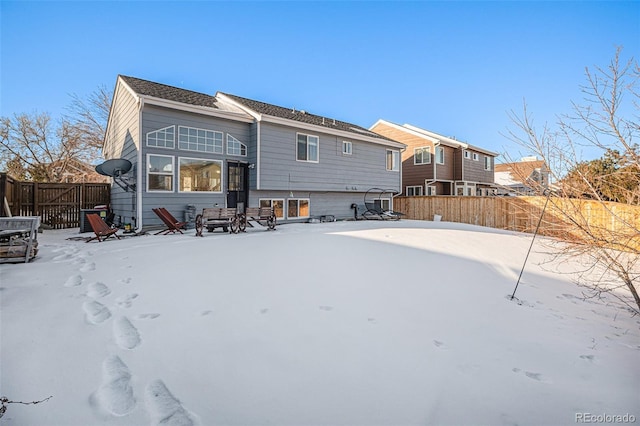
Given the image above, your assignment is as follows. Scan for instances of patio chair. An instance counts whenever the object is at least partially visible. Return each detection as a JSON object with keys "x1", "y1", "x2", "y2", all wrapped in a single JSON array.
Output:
[
  {"x1": 86, "y1": 213, "x2": 121, "y2": 243},
  {"x1": 153, "y1": 208, "x2": 187, "y2": 235}
]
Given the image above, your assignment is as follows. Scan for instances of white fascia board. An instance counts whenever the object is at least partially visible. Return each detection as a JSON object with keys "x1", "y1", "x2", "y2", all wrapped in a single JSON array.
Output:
[
  {"x1": 140, "y1": 95, "x2": 255, "y2": 123},
  {"x1": 403, "y1": 123, "x2": 499, "y2": 157},
  {"x1": 403, "y1": 123, "x2": 467, "y2": 148},
  {"x1": 264, "y1": 115, "x2": 406, "y2": 149},
  {"x1": 370, "y1": 119, "x2": 439, "y2": 144},
  {"x1": 215, "y1": 93, "x2": 263, "y2": 121}
]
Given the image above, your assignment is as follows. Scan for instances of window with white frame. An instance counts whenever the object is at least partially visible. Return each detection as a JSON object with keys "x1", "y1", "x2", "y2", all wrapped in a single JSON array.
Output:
[
  {"x1": 178, "y1": 157, "x2": 222, "y2": 192},
  {"x1": 287, "y1": 198, "x2": 310, "y2": 218},
  {"x1": 147, "y1": 154, "x2": 174, "y2": 192},
  {"x1": 178, "y1": 126, "x2": 223, "y2": 153},
  {"x1": 342, "y1": 141, "x2": 352, "y2": 155},
  {"x1": 375, "y1": 198, "x2": 391, "y2": 211},
  {"x1": 414, "y1": 147, "x2": 431, "y2": 165},
  {"x1": 406, "y1": 186, "x2": 423, "y2": 196},
  {"x1": 436, "y1": 146, "x2": 445, "y2": 164},
  {"x1": 464, "y1": 150, "x2": 470, "y2": 159},
  {"x1": 427, "y1": 185, "x2": 437, "y2": 196},
  {"x1": 386, "y1": 150, "x2": 399, "y2": 171},
  {"x1": 473, "y1": 152, "x2": 479, "y2": 161},
  {"x1": 484, "y1": 156, "x2": 492, "y2": 171},
  {"x1": 297, "y1": 133, "x2": 319, "y2": 162},
  {"x1": 227, "y1": 134, "x2": 247, "y2": 156},
  {"x1": 146, "y1": 126, "x2": 175, "y2": 148},
  {"x1": 260, "y1": 199, "x2": 285, "y2": 219}
]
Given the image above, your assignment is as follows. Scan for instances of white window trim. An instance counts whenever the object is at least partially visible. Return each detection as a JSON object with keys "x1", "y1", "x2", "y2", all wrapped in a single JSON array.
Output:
[
  {"x1": 146, "y1": 125, "x2": 175, "y2": 149},
  {"x1": 484, "y1": 156, "x2": 492, "y2": 171},
  {"x1": 177, "y1": 156, "x2": 223, "y2": 194},
  {"x1": 146, "y1": 153, "x2": 174, "y2": 192},
  {"x1": 296, "y1": 133, "x2": 319, "y2": 163},
  {"x1": 342, "y1": 141, "x2": 352, "y2": 155},
  {"x1": 436, "y1": 146, "x2": 445, "y2": 165},
  {"x1": 406, "y1": 185, "x2": 423, "y2": 196},
  {"x1": 287, "y1": 198, "x2": 310, "y2": 219},
  {"x1": 414, "y1": 146, "x2": 431, "y2": 165},
  {"x1": 375, "y1": 198, "x2": 392, "y2": 211},
  {"x1": 473, "y1": 152, "x2": 479, "y2": 161},
  {"x1": 464, "y1": 150, "x2": 470, "y2": 159},
  {"x1": 178, "y1": 125, "x2": 223, "y2": 154},
  {"x1": 227, "y1": 134, "x2": 247, "y2": 157},
  {"x1": 427, "y1": 185, "x2": 437, "y2": 196},
  {"x1": 386, "y1": 149, "x2": 400, "y2": 171},
  {"x1": 259, "y1": 198, "x2": 285, "y2": 219}
]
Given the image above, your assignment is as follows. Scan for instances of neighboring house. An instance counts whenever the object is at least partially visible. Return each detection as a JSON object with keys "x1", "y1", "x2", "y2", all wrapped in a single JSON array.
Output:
[
  {"x1": 102, "y1": 75, "x2": 405, "y2": 231},
  {"x1": 59, "y1": 159, "x2": 110, "y2": 183},
  {"x1": 494, "y1": 157, "x2": 550, "y2": 195},
  {"x1": 369, "y1": 120, "x2": 497, "y2": 196}
]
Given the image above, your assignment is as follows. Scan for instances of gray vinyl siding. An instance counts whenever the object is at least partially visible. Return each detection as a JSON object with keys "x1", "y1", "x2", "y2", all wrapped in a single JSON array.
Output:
[
  {"x1": 103, "y1": 81, "x2": 139, "y2": 227},
  {"x1": 258, "y1": 122, "x2": 400, "y2": 193},
  {"x1": 139, "y1": 105, "x2": 253, "y2": 229},
  {"x1": 251, "y1": 190, "x2": 394, "y2": 221}
]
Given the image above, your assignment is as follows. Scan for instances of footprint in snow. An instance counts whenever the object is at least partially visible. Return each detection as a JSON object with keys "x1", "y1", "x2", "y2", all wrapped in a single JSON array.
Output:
[
  {"x1": 113, "y1": 316, "x2": 141, "y2": 350},
  {"x1": 136, "y1": 313, "x2": 161, "y2": 320},
  {"x1": 87, "y1": 282, "x2": 111, "y2": 298},
  {"x1": 512, "y1": 367, "x2": 548, "y2": 382},
  {"x1": 579, "y1": 354, "x2": 596, "y2": 362},
  {"x1": 319, "y1": 306, "x2": 333, "y2": 312},
  {"x1": 91, "y1": 355, "x2": 136, "y2": 416},
  {"x1": 145, "y1": 380, "x2": 197, "y2": 426},
  {"x1": 83, "y1": 301, "x2": 111, "y2": 324},
  {"x1": 433, "y1": 340, "x2": 446, "y2": 349},
  {"x1": 116, "y1": 293, "x2": 138, "y2": 309},
  {"x1": 79, "y1": 262, "x2": 96, "y2": 272},
  {"x1": 64, "y1": 274, "x2": 83, "y2": 287},
  {"x1": 119, "y1": 277, "x2": 132, "y2": 284}
]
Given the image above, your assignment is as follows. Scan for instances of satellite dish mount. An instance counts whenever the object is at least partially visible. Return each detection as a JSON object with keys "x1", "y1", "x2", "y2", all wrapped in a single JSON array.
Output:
[{"x1": 95, "y1": 159, "x2": 136, "y2": 192}]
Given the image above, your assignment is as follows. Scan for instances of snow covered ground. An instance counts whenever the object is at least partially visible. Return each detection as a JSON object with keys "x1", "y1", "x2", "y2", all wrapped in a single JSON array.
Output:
[{"x1": 1, "y1": 219, "x2": 638, "y2": 425}]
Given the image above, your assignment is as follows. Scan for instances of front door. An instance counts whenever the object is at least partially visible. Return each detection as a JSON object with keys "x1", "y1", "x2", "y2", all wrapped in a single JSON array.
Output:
[{"x1": 227, "y1": 162, "x2": 249, "y2": 211}]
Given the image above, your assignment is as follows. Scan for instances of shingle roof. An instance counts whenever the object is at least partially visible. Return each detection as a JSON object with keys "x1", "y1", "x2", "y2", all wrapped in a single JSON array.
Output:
[
  {"x1": 119, "y1": 75, "x2": 219, "y2": 108},
  {"x1": 219, "y1": 92, "x2": 393, "y2": 141},
  {"x1": 495, "y1": 160, "x2": 547, "y2": 184},
  {"x1": 118, "y1": 75, "x2": 398, "y2": 143}
]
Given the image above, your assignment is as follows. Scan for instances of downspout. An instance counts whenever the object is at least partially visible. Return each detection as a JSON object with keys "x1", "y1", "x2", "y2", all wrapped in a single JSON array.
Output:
[
  {"x1": 135, "y1": 98, "x2": 144, "y2": 232},
  {"x1": 396, "y1": 145, "x2": 406, "y2": 199},
  {"x1": 256, "y1": 121, "x2": 261, "y2": 190},
  {"x1": 433, "y1": 141, "x2": 440, "y2": 191}
]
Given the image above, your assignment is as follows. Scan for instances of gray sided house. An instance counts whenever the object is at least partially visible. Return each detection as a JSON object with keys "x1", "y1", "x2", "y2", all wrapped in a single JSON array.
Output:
[{"x1": 102, "y1": 76, "x2": 405, "y2": 231}]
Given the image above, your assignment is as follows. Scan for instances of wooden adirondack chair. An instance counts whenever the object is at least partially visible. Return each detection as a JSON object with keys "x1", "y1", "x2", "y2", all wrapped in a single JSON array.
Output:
[
  {"x1": 153, "y1": 208, "x2": 187, "y2": 235},
  {"x1": 86, "y1": 214, "x2": 121, "y2": 243}
]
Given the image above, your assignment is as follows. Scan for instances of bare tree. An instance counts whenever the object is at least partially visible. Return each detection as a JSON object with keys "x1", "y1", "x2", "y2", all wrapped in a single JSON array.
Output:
[
  {"x1": 504, "y1": 47, "x2": 640, "y2": 314},
  {"x1": 65, "y1": 84, "x2": 112, "y2": 151},
  {"x1": 1, "y1": 85, "x2": 111, "y2": 182},
  {"x1": 0, "y1": 112, "x2": 91, "y2": 182}
]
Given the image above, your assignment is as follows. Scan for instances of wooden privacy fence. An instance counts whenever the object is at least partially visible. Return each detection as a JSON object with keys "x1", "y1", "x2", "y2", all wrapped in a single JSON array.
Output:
[
  {"x1": 393, "y1": 196, "x2": 640, "y2": 251},
  {"x1": 1, "y1": 173, "x2": 111, "y2": 229}
]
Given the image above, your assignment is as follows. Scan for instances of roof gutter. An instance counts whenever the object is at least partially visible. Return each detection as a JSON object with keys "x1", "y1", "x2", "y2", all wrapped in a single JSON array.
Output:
[{"x1": 136, "y1": 97, "x2": 144, "y2": 232}]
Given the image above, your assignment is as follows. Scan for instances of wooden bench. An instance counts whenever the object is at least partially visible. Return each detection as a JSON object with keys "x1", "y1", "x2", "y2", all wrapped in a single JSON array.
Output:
[
  {"x1": 195, "y1": 208, "x2": 240, "y2": 236},
  {"x1": 0, "y1": 216, "x2": 40, "y2": 263},
  {"x1": 239, "y1": 206, "x2": 276, "y2": 231}
]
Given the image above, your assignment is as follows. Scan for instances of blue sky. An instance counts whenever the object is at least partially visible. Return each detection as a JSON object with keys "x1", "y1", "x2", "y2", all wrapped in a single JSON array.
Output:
[{"x1": 1, "y1": 1, "x2": 638, "y2": 162}]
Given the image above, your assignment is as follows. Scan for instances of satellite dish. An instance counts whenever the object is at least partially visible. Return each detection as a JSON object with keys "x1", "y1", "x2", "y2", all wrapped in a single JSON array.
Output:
[
  {"x1": 96, "y1": 159, "x2": 136, "y2": 192},
  {"x1": 98, "y1": 159, "x2": 132, "y2": 177},
  {"x1": 95, "y1": 163, "x2": 109, "y2": 176}
]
